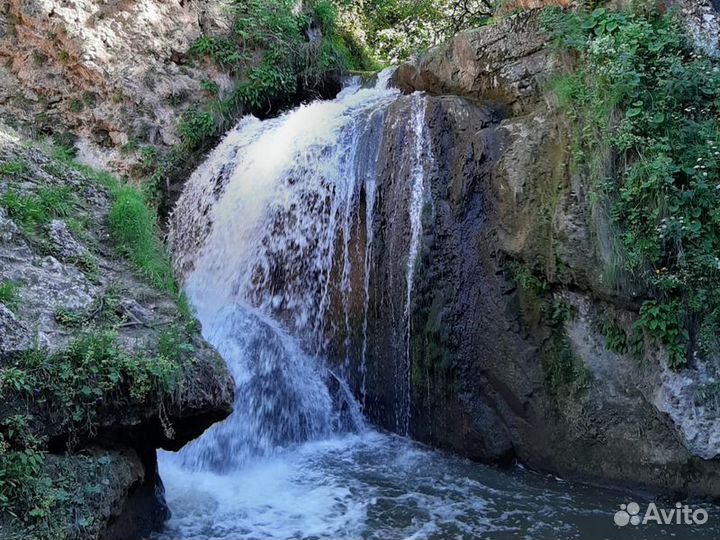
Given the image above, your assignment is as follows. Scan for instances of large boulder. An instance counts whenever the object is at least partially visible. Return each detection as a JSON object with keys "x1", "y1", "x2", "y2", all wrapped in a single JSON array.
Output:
[{"x1": 392, "y1": 11, "x2": 557, "y2": 115}]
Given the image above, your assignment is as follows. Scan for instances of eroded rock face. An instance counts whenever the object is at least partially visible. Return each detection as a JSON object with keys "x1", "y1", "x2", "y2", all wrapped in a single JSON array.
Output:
[
  {"x1": 363, "y1": 95, "x2": 518, "y2": 462},
  {"x1": 0, "y1": 128, "x2": 234, "y2": 539},
  {"x1": 367, "y1": 9, "x2": 720, "y2": 495},
  {"x1": 392, "y1": 11, "x2": 556, "y2": 115},
  {"x1": 0, "y1": 0, "x2": 231, "y2": 174}
]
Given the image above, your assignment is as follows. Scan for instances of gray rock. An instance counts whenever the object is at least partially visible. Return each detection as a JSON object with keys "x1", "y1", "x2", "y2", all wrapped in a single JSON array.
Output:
[
  {"x1": 392, "y1": 11, "x2": 556, "y2": 114},
  {"x1": 359, "y1": 14, "x2": 720, "y2": 495},
  {"x1": 0, "y1": 127, "x2": 234, "y2": 538},
  {"x1": 47, "y1": 219, "x2": 90, "y2": 260},
  {"x1": 0, "y1": 0, "x2": 234, "y2": 176},
  {"x1": 0, "y1": 207, "x2": 19, "y2": 243},
  {"x1": 0, "y1": 304, "x2": 31, "y2": 356}
]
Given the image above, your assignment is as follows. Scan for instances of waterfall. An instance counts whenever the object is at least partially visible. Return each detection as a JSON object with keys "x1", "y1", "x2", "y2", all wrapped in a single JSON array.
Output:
[
  {"x1": 166, "y1": 68, "x2": 433, "y2": 471},
  {"x1": 153, "y1": 67, "x2": 720, "y2": 540},
  {"x1": 399, "y1": 96, "x2": 432, "y2": 436}
]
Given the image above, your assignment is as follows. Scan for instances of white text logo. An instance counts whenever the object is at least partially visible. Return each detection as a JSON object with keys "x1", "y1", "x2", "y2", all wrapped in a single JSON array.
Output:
[{"x1": 614, "y1": 502, "x2": 708, "y2": 527}]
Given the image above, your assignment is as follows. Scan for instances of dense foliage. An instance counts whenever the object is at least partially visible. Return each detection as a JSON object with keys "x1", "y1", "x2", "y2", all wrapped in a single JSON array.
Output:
[
  {"x1": 334, "y1": 0, "x2": 494, "y2": 63},
  {"x1": 178, "y1": 0, "x2": 367, "y2": 152},
  {"x1": 543, "y1": 6, "x2": 720, "y2": 368}
]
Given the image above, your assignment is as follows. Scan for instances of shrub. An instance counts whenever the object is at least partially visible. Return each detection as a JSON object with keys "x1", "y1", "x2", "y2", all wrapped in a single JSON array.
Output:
[
  {"x1": 509, "y1": 261, "x2": 550, "y2": 295},
  {"x1": 181, "y1": 0, "x2": 372, "y2": 150},
  {"x1": 543, "y1": 6, "x2": 720, "y2": 369},
  {"x1": 16, "y1": 330, "x2": 183, "y2": 436},
  {"x1": 0, "y1": 442, "x2": 47, "y2": 520},
  {"x1": 200, "y1": 79, "x2": 220, "y2": 95},
  {"x1": 178, "y1": 110, "x2": 216, "y2": 150},
  {"x1": 598, "y1": 316, "x2": 629, "y2": 355}
]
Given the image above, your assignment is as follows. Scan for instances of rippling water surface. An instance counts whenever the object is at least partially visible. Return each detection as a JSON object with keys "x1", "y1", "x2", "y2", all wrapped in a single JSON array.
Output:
[{"x1": 158, "y1": 431, "x2": 720, "y2": 540}]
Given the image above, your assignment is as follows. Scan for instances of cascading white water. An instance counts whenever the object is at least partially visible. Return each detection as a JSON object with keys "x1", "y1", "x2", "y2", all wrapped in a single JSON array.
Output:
[
  {"x1": 398, "y1": 96, "x2": 433, "y2": 436},
  {"x1": 155, "y1": 72, "x2": 720, "y2": 540},
  {"x1": 165, "y1": 70, "x2": 404, "y2": 473}
]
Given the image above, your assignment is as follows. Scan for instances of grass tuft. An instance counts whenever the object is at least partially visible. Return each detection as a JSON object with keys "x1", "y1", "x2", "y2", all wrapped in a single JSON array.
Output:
[{"x1": 0, "y1": 281, "x2": 19, "y2": 311}]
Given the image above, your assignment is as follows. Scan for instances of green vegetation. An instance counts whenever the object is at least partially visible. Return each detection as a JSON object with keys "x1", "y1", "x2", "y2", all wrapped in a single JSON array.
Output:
[
  {"x1": 178, "y1": 110, "x2": 215, "y2": 150},
  {"x1": 0, "y1": 281, "x2": 19, "y2": 311},
  {"x1": 0, "y1": 95, "x2": 208, "y2": 540},
  {"x1": 334, "y1": 0, "x2": 493, "y2": 63},
  {"x1": 201, "y1": 78, "x2": 220, "y2": 96},
  {"x1": 106, "y1": 182, "x2": 176, "y2": 293},
  {"x1": 0, "y1": 163, "x2": 198, "y2": 530},
  {"x1": 137, "y1": 0, "x2": 497, "y2": 203},
  {"x1": 0, "y1": 159, "x2": 29, "y2": 176},
  {"x1": 508, "y1": 260, "x2": 550, "y2": 295},
  {"x1": 68, "y1": 99, "x2": 83, "y2": 113},
  {"x1": 0, "y1": 448, "x2": 137, "y2": 539},
  {"x1": 50, "y1": 151, "x2": 187, "y2": 310},
  {"x1": 0, "y1": 186, "x2": 74, "y2": 234},
  {"x1": 598, "y1": 316, "x2": 629, "y2": 355},
  {"x1": 543, "y1": 6, "x2": 720, "y2": 369},
  {"x1": 2, "y1": 331, "x2": 183, "y2": 435},
  {"x1": 0, "y1": 326, "x2": 193, "y2": 534},
  {"x1": 180, "y1": 0, "x2": 369, "y2": 151},
  {"x1": 0, "y1": 440, "x2": 48, "y2": 524},
  {"x1": 119, "y1": 138, "x2": 140, "y2": 155},
  {"x1": 541, "y1": 295, "x2": 589, "y2": 393},
  {"x1": 509, "y1": 260, "x2": 589, "y2": 393},
  {"x1": 636, "y1": 299, "x2": 687, "y2": 368}
]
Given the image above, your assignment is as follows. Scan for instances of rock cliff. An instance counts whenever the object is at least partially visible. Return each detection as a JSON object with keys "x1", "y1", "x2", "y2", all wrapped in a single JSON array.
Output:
[
  {"x1": 0, "y1": 127, "x2": 234, "y2": 539},
  {"x1": 0, "y1": 0, "x2": 232, "y2": 175},
  {"x1": 366, "y1": 9, "x2": 720, "y2": 495}
]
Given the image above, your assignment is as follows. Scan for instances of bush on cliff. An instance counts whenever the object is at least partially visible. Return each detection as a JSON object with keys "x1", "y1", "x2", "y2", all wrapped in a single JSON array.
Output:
[
  {"x1": 179, "y1": 0, "x2": 368, "y2": 152},
  {"x1": 543, "y1": 6, "x2": 720, "y2": 368},
  {"x1": 333, "y1": 0, "x2": 494, "y2": 63}
]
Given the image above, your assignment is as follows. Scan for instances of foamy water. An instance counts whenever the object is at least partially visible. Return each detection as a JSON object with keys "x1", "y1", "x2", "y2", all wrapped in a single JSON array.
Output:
[{"x1": 158, "y1": 431, "x2": 720, "y2": 540}]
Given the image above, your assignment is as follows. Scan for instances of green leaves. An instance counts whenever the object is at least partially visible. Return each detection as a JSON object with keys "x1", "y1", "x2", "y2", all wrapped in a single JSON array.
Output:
[
  {"x1": 178, "y1": 110, "x2": 216, "y2": 150},
  {"x1": 182, "y1": 0, "x2": 367, "y2": 151},
  {"x1": 0, "y1": 280, "x2": 19, "y2": 311},
  {"x1": 637, "y1": 300, "x2": 689, "y2": 368},
  {"x1": 545, "y1": 6, "x2": 720, "y2": 369}
]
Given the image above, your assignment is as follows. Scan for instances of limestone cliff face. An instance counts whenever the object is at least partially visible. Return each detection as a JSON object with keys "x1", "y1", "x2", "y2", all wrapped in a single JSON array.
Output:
[
  {"x1": 375, "y1": 10, "x2": 720, "y2": 495},
  {"x1": 0, "y1": 127, "x2": 234, "y2": 539},
  {"x1": 0, "y1": 0, "x2": 231, "y2": 174}
]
